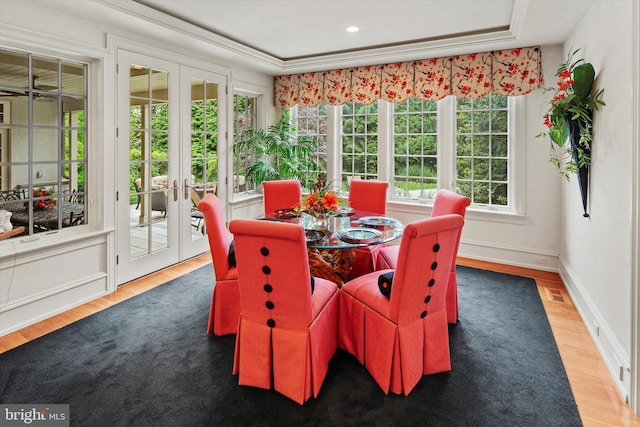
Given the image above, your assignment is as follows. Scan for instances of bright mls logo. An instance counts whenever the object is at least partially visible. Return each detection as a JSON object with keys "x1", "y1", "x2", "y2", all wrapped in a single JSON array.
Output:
[{"x1": 1, "y1": 405, "x2": 69, "y2": 426}]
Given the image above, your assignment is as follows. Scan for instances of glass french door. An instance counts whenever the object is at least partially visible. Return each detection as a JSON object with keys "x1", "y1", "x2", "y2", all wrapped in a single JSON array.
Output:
[
  {"x1": 181, "y1": 66, "x2": 226, "y2": 259},
  {"x1": 116, "y1": 51, "x2": 226, "y2": 284},
  {"x1": 116, "y1": 50, "x2": 179, "y2": 284}
]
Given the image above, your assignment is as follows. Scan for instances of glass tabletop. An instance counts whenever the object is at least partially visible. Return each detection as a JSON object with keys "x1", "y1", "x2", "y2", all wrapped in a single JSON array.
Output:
[{"x1": 268, "y1": 211, "x2": 403, "y2": 249}]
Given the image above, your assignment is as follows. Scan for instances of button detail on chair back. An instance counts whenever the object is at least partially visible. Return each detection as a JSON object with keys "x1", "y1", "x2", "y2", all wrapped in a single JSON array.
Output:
[
  {"x1": 375, "y1": 189, "x2": 470, "y2": 324},
  {"x1": 229, "y1": 218, "x2": 339, "y2": 404},
  {"x1": 339, "y1": 214, "x2": 464, "y2": 396}
]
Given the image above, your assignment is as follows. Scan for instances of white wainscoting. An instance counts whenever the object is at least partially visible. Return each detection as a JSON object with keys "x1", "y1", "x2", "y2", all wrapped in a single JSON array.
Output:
[{"x1": 0, "y1": 232, "x2": 110, "y2": 336}]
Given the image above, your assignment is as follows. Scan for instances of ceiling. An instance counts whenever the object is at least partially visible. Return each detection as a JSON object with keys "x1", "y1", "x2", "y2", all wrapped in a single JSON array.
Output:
[
  {"x1": 134, "y1": 0, "x2": 519, "y2": 60},
  {"x1": 123, "y1": 0, "x2": 592, "y2": 73},
  {"x1": 16, "y1": 0, "x2": 594, "y2": 76}
]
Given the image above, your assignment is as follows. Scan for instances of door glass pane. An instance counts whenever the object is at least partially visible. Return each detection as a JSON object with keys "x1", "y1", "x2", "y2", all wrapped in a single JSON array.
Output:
[
  {"x1": 129, "y1": 66, "x2": 170, "y2": 258},
  {"x1": 190, "y1": 78, "x2": 217, "y2": 239}
]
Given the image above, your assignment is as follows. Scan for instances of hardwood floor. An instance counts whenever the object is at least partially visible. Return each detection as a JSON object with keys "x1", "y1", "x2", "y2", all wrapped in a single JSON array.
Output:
[{"x1": 1, "y1": 254, "x2": 638, "y2": 426}]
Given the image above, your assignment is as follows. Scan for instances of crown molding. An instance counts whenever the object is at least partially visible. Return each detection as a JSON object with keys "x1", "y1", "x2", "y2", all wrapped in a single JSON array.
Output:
[{"x1": 96, "y1": 0, "x2": 284, "y2": 71}]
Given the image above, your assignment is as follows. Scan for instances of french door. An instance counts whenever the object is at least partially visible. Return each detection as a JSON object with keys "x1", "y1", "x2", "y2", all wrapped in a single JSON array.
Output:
[{"x1": 116, "y1": 50, "x2": 225, "y2": 284}]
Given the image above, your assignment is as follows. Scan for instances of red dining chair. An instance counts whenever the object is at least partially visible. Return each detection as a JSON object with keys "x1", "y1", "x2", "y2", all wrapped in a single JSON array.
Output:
[
  {"x1": 262, "y1": 179, "x2": 302, "y2": 218},
  {"x1": 375, "y1": 189, "x2": 470, "y2": 324},
  {"x1": 198, "y1": 193, "x2": 240, "y2": 336},
  {"x1": 229, "y1": 218, "x2": 339, "y2": 405},
  {"x1": 339, "y1": 214, "x2": 464, "y2": 396},
  {"x1": 347, "y1": 179, "x2": 389, "y2": 279}
]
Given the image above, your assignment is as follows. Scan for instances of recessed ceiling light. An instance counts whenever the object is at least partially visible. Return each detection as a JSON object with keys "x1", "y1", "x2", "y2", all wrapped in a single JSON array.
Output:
[{"x1": 346, "y1": 26, "x2": 359, "y2": 33}]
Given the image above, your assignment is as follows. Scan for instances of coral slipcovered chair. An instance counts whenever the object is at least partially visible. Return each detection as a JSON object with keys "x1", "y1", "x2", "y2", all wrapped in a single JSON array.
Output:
[
  {"x1": 376, "y1": 189, "x2": 470, "y2": 324},
  {"x1": 339, "y1": 214, "x2": 464, "y2": 396},
  {"x1": 347, "y1": 179, "x2": 389, "y2": 279},
  {"x1": 262, "y1": 179, "x2": 302, "y2": 218},
  {"x1": 228, "y1": 218, "x2": 339, "y2": 405},
  {"x1": 198, "y1": 193, "x2": 241, "y2": 336}
]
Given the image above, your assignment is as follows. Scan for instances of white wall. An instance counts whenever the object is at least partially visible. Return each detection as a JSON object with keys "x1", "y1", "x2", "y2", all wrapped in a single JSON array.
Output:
[{"x1": 559, "y1": 0, "x2": 636, "y2": 402}]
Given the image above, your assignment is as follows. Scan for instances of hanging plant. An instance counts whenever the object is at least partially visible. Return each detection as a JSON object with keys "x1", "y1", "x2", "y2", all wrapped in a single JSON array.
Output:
[
  {"x1": 536, "y1": 49, "x2": 605, "y2": 217},
  {"x1": 537, "y1": 48, "x2": 606, "y2": 179}
]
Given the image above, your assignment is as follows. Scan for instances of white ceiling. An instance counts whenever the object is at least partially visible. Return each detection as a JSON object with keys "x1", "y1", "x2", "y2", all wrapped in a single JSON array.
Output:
[
  {"x1": 53, "y1": 0, "x2": 595, "y2": 74},
  {"x1": 134, "y1": 0, "x2": 520, "y2": 60}
]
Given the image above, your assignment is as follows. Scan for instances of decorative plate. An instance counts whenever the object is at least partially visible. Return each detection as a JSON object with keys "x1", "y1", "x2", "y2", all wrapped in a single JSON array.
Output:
[
  {"x1": 358, "y1": 216, "x2": 395, "y2": 227},
  {"x1": 337, "y1": 227, "x2": 383, "y2": 244},
  {"x1": 305, "y1": 229, "x2": 325, "y2": 244},
  {"x1": 274, "y1": 208, "x2": 301, "y2": 219}
]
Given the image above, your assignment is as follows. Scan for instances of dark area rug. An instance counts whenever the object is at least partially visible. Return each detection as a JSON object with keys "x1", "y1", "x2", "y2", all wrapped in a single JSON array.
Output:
[{"x1": 0, "y1": 264, "x2": 581, "y2": 426}]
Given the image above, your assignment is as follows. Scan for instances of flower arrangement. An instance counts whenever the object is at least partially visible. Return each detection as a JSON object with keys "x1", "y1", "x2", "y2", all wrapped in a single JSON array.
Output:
[
  {"x1": 303, "y1": 173, "x2": 339, "y2": 216},
  {"x1": 537, "y1": 48, "x2": 605, "y2": 179},
  {"x1": 32, "y1": 188, "x2": 57, "y2": 210}
]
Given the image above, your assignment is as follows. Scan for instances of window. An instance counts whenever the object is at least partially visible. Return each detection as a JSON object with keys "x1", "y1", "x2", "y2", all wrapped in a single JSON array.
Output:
[
  {"x1": 289, "y1": 92, "x2": 516, "y2": 212},
  {"x1": 233, "y1": 93, "x2": 257, "y2": 194},
  {"x1": 393, "y1": 98, "x2": 438, "y2": 199},
  {"x1": 295, "y1": 104, "x2": 328, "y2": 180},
  {"x1": 0, "y1": 48, "x2": 88, "y2": 237},
  {"x1": 341, "y1": 102, "x2": 378, "y2": 190},
  {"x1": 455, "y1": 93, "x2": 509, "y2": 206}
]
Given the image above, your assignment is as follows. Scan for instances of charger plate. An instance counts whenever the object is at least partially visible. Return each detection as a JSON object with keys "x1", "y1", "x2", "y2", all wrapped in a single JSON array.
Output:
[
  {"x1": 338, "y1": 227, "x2": 383, "y2": 244},
  {"x1": 358, "y1": 216, "x2": 395, "y2": 227}
]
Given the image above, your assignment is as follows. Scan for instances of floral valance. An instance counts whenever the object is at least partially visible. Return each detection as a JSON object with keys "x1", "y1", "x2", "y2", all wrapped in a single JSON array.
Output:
[{"x1": 274, "y1": 46, "x2": 544, "y2": 107}]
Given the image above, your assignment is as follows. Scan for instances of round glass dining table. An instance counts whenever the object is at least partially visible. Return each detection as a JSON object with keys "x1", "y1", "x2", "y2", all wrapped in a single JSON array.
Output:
[{"x1": 266, "y1": 210, "x2": 404, "y2": 285}]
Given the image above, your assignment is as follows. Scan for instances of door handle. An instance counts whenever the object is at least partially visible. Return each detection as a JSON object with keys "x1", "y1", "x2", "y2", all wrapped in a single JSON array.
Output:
[
  {"x1": 184, "y1": 178, "x2": 191, "y2": 200},
  {"x1": 173, "y1": 179, "x2": 178, "y2": 202}
]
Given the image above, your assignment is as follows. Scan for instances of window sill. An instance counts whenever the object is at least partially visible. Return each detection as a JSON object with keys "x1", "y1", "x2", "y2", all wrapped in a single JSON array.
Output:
[
  {"x1": 387, "y1": 200, "x2": 526, "y2": 225},
  {"x1": 0, "y1": 227, "x2": 112, "y2": 259}
]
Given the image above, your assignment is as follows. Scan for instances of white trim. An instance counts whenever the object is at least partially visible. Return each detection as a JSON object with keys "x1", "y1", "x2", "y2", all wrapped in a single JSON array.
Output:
[
  {"x1": 560, "y1": 258, "x2": 632, "y2": 403},
  {"x1": 281, "y1": 30, "x2": 517, "y2": 74},
  {"x1": 509, "y1": 0, "x2": 530, "y2": 40},
  {"x1": 511, "y1": 96, "x2": 526, "y2": 215},
  {"x1": 98, "y1": 0, "x2": 283, "y2": 70},
  {"x1": 631, "y1": 0, "x2": 640, "y2": 413}
]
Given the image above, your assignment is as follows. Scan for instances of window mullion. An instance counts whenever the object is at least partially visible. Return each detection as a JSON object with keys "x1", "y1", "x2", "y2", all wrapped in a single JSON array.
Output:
[
  {"x1": 439, "y1": 97, "x2": 456, "y2": 192},
  {"x1": 378, "y1": 100, "x2": 392, "y2": 185}
]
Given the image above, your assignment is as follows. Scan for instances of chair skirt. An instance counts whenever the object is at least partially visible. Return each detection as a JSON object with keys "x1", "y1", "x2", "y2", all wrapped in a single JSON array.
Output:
[
  {"x1": 207, "y1": 278, "x2": 241, "y2": 336},
  {"x1": 232, "y1": 278, "x2": 339, "y2": 404},
  {"x1": 339, "y1": 277, "x2": 451, "y2": 396}
]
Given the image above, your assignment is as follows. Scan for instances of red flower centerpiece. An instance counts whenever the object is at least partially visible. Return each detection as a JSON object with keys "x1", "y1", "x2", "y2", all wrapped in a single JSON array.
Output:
[
  {"x1": 32, "y1": 188, "x2": 57, "y2": 210},
  {"x1": 303, "y1": 173, "x2": 339, "y2": 227}
]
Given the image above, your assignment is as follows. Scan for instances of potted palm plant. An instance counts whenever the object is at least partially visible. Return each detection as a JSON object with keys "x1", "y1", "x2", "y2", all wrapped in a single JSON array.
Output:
[
  {"x1": 537, "y1": 48, "x2": 606, "y2": 217},
  {"x1": 237, "y1": 111, "x2": 319, "y2": 189}
]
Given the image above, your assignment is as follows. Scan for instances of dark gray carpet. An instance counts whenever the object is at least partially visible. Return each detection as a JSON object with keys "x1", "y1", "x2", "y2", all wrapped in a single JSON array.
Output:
[{"x1": 0, "y1": 264, "x2": 582, "y2": 426}]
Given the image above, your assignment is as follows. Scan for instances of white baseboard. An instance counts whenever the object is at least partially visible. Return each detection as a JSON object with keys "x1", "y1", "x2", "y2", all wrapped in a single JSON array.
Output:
[
  {"x1": 559, "y1": 259, "x2": 631, "y2": 404},
  {"x1": 458, "y1": 238, "x2": 559, "y2": 272}
]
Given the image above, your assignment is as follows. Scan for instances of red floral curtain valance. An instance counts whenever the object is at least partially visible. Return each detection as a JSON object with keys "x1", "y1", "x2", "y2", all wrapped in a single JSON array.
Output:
[{"x1": 274, "y1": 46, "x2": 544, "y2": 107}]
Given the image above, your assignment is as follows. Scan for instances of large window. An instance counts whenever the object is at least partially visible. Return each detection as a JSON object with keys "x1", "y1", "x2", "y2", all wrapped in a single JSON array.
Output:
[
  {"x1": 0, "y1": 48, "x2": 88, "y2": 237},
  {"x1": 291, "y1": 93, "x2": 515, "y2": 211}
]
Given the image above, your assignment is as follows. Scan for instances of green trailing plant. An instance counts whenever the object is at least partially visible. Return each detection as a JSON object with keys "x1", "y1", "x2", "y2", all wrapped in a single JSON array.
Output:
[
  {"x1": 537, "y1": 49, "x2": 606, "y2": 179},
  {"x1": 237, "y1": 111, "x2": 319, "y2": 188}
]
